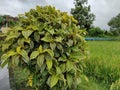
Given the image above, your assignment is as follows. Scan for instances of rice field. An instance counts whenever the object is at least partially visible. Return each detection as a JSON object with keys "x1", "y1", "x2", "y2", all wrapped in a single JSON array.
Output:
[{"x1": 83, "y1": 41, "x2": 120, "y2": 90}]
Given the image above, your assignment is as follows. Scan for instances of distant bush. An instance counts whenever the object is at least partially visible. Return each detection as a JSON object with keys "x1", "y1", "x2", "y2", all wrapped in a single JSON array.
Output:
[
  {"x1": 88, "y1": 27, "x2": 104, "y2": 37},
  {"x1": 88, "y1": 27, "x2": 114, "y2": 37}
]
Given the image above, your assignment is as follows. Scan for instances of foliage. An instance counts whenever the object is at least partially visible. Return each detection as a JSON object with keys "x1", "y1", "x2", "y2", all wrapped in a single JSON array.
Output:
[
  {"x1": 0, "y1": 6, "x2": 87, "y2": 90},
  {"x1": 88, "y1": 27, "x2": 104, "y2": 37},
  {"x1": 0, "y1": 15, "x2": 18, "y2": 28},
  {"x1": 14, "y1": 67, "x2": 30, "y2": 86},
  {"x1": 87, "y1": 27, "x2": 114, "y2": 37},
  {"x1": 71, "y1": 0, "x2": 95, "y2": 31},
  {"x1": 108, "y1": 13, "x2": 120, "y2": 36},
  {"x1": 104, "y1": 30, "x2": 113, "y2": 36},
  {"x1": 84, "y1": 41, "x2": 120, "y2": 89}
]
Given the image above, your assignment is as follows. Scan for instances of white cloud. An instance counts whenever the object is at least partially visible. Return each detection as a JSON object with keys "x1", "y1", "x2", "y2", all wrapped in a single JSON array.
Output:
[
  {"x1": 88, "y1": 0, "x2": 120, "y2": 29},
  {"x1": 0, "y1": 0, "x2": 120, "y2": 30}
]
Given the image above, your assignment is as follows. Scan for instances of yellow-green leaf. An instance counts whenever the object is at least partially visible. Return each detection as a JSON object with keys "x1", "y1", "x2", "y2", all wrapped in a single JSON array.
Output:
[
  {"x1": 66, "y1": 74, "x2": 73, "y2": 87},
  {"x1": 17, "y1": 38, "x2": 24, "y2": 46},
  {"x1": 50, "y1": 75, "x2": 59, "y2": 88},
  {"x1": 2, "y1": 44, "x2": 11, "y2": 51},
  {"x1": 1, "y1": 54, "x2": 9, "y2": 61},
  {"x1": 66, "y1": 61, "x2": 73, "y2": 72},
  {"x1": 60, "y1": 64, "x2": 66, "y2": 73},
  {"x1": 5, "y1": 32, "x2": 19, "y2": 41},
  {"x1": 7, "y1": 51, "x2": 17, "y2": 57},
  {"x1": 30, "y1": 51, "x2": 39, "y2": 60},
  {"x1": 43, "y1": 49, "x2": 54, "y2": 57},
  {"x1": 37, "y1": 54, "x2": 44, "y2": 67},
  {"x1": 22, "y1": 30, "x2": 33, "y2": 39},
  {"x1": 30, "y1": 40, "x2": 34, "y2": 49},
  {"x1": 55, "y1": 37, "x2": 63, "y2": 43},
  {"x1": 50, "y1": 43, "x2": 56, "y2": 50},
  {"x1": 34, "y1": 32, "x2": 40, "y2": 42},
  {"x1": 41, "y1": 36, "x2": 53, "y2": 42},
  {"x1": 56, "y1": 66, "x2": 61, "y2": 74},
  {"x1": 46, "y1": 60, "x2": 52, "y2": 69},
  {"x1": 12, "y1": 55, "x2": 19, "y2": 66},
  {"x1": 38, "y1": 45, "x2": 43, "y2": 53},
  {"x1": 1, "y1": 59, "x2": 8, "y2": 68},
  {"x1": 24, "y1": 38, "x2": 31, "y2": 44},
  {"x1": 19, "y1": 49, "x2": 29, "y2": 63},
  {"x1": 16, "y1": 46, "x2": 21, "y2": 53}
]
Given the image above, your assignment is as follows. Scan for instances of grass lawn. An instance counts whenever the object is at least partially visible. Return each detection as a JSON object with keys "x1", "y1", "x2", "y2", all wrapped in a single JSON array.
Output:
[{"x1": 82, "y1": 41, "x2": 120, "y2": 90}]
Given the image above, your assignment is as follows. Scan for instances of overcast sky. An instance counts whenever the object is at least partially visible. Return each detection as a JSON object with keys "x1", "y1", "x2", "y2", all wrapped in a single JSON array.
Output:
[{"x1": 0, "y1": 0, "x2": 120, "y2": 30}]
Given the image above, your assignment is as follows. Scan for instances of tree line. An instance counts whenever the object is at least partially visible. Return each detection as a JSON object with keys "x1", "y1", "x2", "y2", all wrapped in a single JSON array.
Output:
[{"x1": 0, "y1": 15, "x2": 18, "y2": 29}]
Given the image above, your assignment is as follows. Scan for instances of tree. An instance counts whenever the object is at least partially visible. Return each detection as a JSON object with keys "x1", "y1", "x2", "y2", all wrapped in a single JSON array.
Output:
[
  {"x1": 108, "y1": 13, "x2": 120, "y2": 36},
  {"x1": 71, "y1": 0, "x2": 95, "y2": 32}
]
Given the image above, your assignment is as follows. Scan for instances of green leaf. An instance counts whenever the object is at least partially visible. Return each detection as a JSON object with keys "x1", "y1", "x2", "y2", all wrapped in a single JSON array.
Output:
[
  {"x1": 30, "y1": 51, "x2": 39, "y2": 60},
  {"x1": 7, "y1": 51, "x2": 17, "y2": 57},
  {"x1": 46, "y1": 60, "x2": 52, "y2": 69},
  {"x1": 5, "y1": 31, "x2": 19, "y2": 41},
  {"x1": 66, "y1": 61, "x2": 73, "y2": 72},
  {"x1": 37, "y1": 54, "x2": 44, "y2": 67},
  {"x1": 17, "y1": 38, "x2": 24, "y2": 46},
  {"x1": 60, "y1": 64, "x2": 66, "y2": 73},
  {"x1": 2, "y1": 44, "x2": 11, "y2": 51},
  {"x1": 50, "y1": 43, "x2": 56, "y2": 50},
  {"x1": 40, "y1": 63, "x2": 46, "y2": 73},
  {"x1": 48, "y1": 29, "x2": 54, "y2": 35},
  {"x1": 36, "y1": 5, "x2": 42, "y2": 12},
  {"x1": 38, "y1": 45, "x2": 43, "y2": 53},
  {"x1": 1, "y1": 54, "x2": 9, "y2": 61},
  {"x1": 22, "y1": 30, "x2": 33, "y2": 39},
  {"x1": 24, "y1": 38, "x2": 31, "y2": 44},
  {"x1": 66, "y1": 39, "x2": 73, "y2": 47},
  {"x1": 19, "y1": 49, "x2": 29, "y2": 63},
  {"x1": 2, "y1": 51, "x2": 17, "y2": 61},
  {"x1": 55, "y1": 36, "x2": 63, "y2": 43},
  {"x1": 58, "y1": 57, "x2": 66, "y2": 62},
  {"x1": 41, "y1": 35, "x2": 53, "y2": 42},
  {"x1": 30, "y1": 40, "x2": 34, "y2": 49},
  {"x1": 1, "y1": 59, "x2": 8, "y2": 68},
  {"x1": 12, "y1": 55, "x2": 20, "y2": 66},
  {"x1": 34, "y1": 32, "x2": 40, "y2": 42},
  {"x1": 56, "y1": 66, "x2": 61, "y2": 74},
  {"x1": 57, "y1": 44, "x2": 63, "y2": 53},
  {"x1": 43, "y1": 49, "x2": 54, "y2": 57},
  {"x1": 50, "y1": 75, "x2": 59, "y2": 88},
  {"x1": 16, "y1": 46, "x2": 21, "y2": 53},
  {"x1": 60, "y1": 74, "x2": 66, "y2": 86},
  {"x1": 27, "y1": 25, "x2": 38, "y2": 31},
  {"x1": 66, "y1": 74, "x2": 73, "y2": 87}
]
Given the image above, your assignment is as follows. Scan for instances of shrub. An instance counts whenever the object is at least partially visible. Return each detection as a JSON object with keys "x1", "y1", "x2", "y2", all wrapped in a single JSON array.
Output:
[{"x1": 0, "y1": 6, "x2": 87, "y2": 90}]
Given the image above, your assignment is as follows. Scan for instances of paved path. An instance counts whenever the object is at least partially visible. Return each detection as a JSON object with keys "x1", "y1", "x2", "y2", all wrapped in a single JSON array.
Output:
[{"x1": 0, "y1": 66, "x2": 10, "y2": 90}]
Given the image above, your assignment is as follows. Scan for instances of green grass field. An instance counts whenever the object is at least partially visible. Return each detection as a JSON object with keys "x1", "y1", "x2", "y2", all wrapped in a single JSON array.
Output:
[{"x1": 82, "y1": 41, "x2": 120, "y2": 90}]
